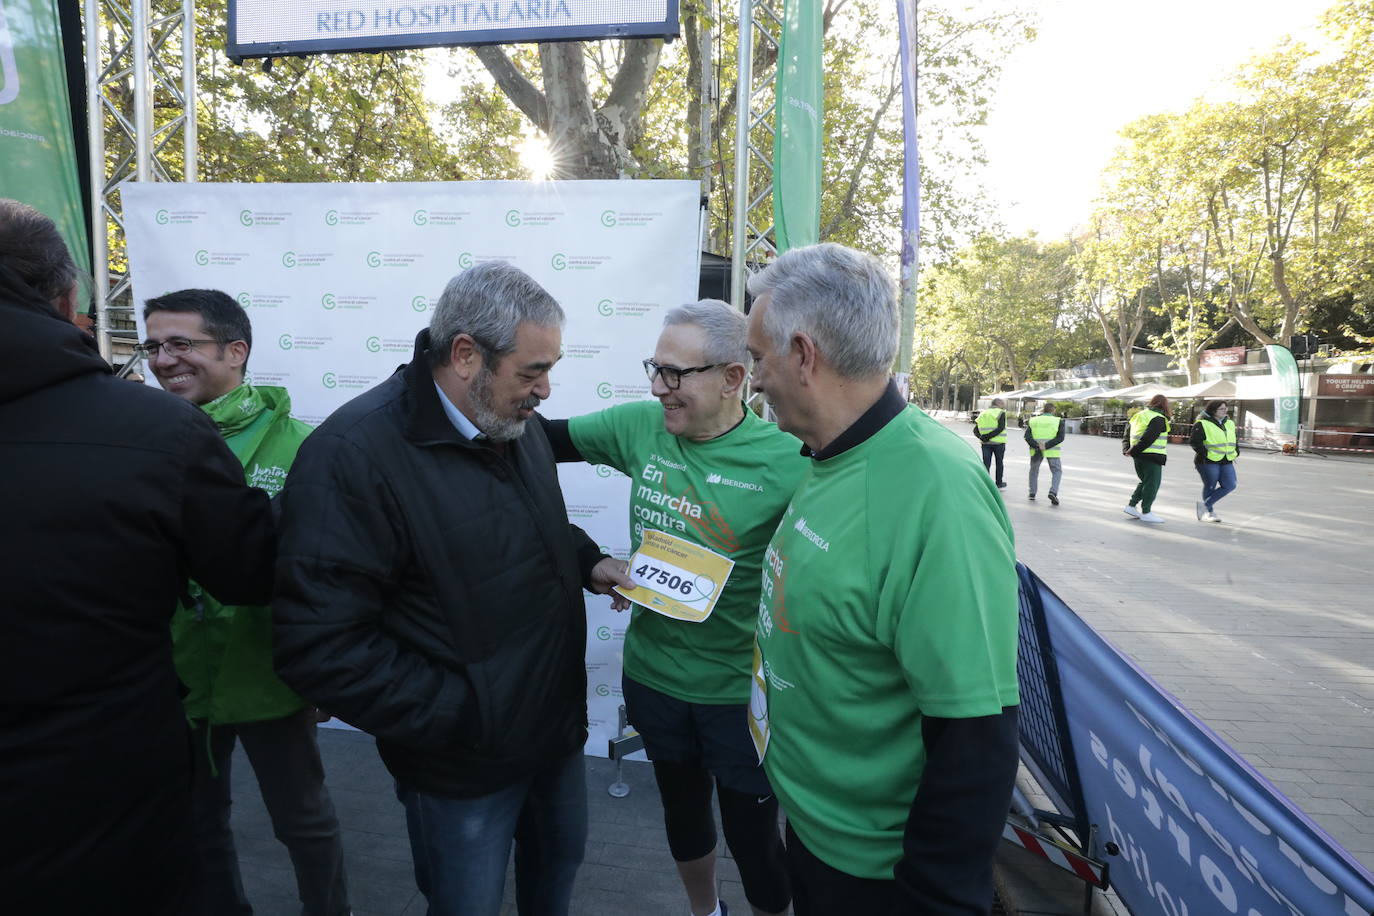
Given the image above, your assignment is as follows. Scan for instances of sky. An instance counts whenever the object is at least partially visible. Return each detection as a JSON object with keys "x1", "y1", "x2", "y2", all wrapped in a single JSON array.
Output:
[{"x1": 982, "y1": 0, "x2": 1337, "y2": 240}]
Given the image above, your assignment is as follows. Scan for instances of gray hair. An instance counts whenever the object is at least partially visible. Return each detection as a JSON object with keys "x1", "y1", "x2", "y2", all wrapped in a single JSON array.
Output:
[
  {"x1": 662, "y1": 299, "x2": 752, "y2": 372},
  {"x1": 429, "y1": 261, "x2": 564, "y2": 368},
  {"x1": 746, "y1": 243, "x2": 897, "y2": 379}
]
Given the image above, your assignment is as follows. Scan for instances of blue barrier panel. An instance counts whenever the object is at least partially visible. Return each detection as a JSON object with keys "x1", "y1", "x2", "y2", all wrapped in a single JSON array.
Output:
[{"x1": 1022, "y1": 565, "x2": 1374, "y2": 916}]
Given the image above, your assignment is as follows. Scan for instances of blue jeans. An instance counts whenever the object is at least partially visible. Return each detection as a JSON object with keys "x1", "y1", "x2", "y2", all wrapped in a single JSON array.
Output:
[
  {"x1": 980, "y1": 443, "x2": 1006, "y2": 485},
  {"x1": 1197, "y1": 462, "x2": 1237, "y2": 510},
  {"x1": 396, "y1": 751, "x2": 587, "y2": 916}
]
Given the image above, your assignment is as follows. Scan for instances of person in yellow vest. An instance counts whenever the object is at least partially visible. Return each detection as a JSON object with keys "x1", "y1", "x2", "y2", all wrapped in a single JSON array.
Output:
[
  {"x1": 1122, "y1": 394, "x2": 1171, "y2": 524},
  {"x1": 1190, "y1": 399, "x2": 1238, "y2": 522},
  {"x1": 974, "y1": 397, "x2": 1009, "y2": 488},
  {"x1": 1024, "y1": 402, "x2": 1064, "y2": 505}
]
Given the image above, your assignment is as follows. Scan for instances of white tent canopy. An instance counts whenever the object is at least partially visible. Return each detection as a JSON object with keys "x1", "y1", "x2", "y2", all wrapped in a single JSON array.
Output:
[
  {"x1": 1168, "y1": 378, "x2": 1237, "y2": 399},
  {"x1": 1057, "y1": 385, "x2": 1110, "y2": 401},
  {"x1": 1097, "y1": 382, "x2": 1178, "y2": 400},
  {"x1": 1023, "y1": 387, "x2": 1077, "y2": 399}
]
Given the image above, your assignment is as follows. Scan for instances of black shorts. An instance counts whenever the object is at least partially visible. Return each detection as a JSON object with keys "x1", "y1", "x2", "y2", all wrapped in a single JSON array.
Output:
[{"x1": 621, "y1": 675, "x2": 772, "y2": 796}]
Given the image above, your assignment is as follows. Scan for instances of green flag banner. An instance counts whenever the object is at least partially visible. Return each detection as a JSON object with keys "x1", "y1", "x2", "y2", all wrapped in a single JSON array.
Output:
[
  {"x1": 773, "y1": 0, "x2": 822, "y2": 253},
  {"x1": 0, "y1": 0, "x2": 90, "y2": 284},
  {"x1": 1264, "y1": 344, "x2": 1301, "y2": 438}
]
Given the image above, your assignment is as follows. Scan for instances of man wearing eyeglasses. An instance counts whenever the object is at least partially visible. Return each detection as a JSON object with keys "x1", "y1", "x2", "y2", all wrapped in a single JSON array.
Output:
[
  {"x1": 541, "y1": 300, "x2": 805, "y2": 916},
  {"x1": 139, "y1": 289, "x2": 352, "y2": 916}
]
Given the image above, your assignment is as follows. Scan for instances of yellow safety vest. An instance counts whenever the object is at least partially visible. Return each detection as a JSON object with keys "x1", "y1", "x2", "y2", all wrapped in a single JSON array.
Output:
[
  {"x1": 1027, "y1": 414, "x2": 1063, "y2": 458},
  {"x1": 976, "y1": 407, "x2": 1008, "y2": 444},
  {"x1": 1129, "y1": 409, "x2": 1171, "y2": 457},
  {"x1": 1199, "y1": 416, "x2": 1238, "y2": 462}
]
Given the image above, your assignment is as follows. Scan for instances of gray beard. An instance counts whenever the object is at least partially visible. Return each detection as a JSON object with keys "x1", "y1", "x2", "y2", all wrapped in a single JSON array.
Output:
[{"x1": 469, "y1": 366, "x2": 540, "y2": 442}]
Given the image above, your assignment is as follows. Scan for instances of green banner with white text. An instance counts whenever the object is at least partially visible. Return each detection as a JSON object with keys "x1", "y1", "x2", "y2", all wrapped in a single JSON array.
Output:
[
  {"x1": 0, "y1": 0, "x2": 90, "y2": 287},
  {"x1": 772, "y1": 0, "x2": 822, "y2": 253}
]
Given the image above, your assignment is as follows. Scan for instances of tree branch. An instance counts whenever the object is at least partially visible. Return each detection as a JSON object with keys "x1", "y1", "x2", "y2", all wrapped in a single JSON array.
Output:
[{"x1": 472, "y1": 45, "x2": 549, "y2": 133}]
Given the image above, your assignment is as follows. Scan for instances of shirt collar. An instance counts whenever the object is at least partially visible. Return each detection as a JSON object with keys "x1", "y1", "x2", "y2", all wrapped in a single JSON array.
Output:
[
  {"x1": 432, "y1": 380, "x2": 484, "y2": 441},
  {"x1": 806, "y1": 378, "x2": 906, "y2": 461}
]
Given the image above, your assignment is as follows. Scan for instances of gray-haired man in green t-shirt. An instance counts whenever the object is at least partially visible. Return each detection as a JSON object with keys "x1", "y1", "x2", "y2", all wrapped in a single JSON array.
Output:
[{"x1": 542, "y1": 300, "x2": 806, "y2": 916}]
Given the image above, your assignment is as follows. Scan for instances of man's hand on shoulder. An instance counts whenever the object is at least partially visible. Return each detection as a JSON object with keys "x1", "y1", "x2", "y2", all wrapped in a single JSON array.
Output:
[{"x1": 589, "y1": 557, "x2": 636, "y2": 611}]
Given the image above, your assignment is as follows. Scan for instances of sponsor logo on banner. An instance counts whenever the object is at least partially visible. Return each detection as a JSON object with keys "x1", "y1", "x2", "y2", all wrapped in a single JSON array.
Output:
[
  {"x1": 195, "y1": 250, "x2": 249, "y2": 267},
  {"x1": 321, "y1": 292, "x2": 376, "y2": 311},
  {"x1": 239, "y1": 292, "x2": 288, "y2": 310},
  {"x1": 321, "y1": 371, "x2": 378, "y2": 391},
  {"x1": 505, "y1": 209, "x2": 563, "y2": 228},
  {"x1": 324, "y1": 209, "x2": 380, "y2": 226},
  {"x1": 365, "y1": 336, "x2": 411, "y2": 354},
  {"x1": 411, "y1": 295, "x2": 433, "y2": 312},
  {"x1": 244, "y1": 370, "x2": 290, "y2": 387},
  {"x1": 283, "y1": 251, "x2": 334, "y2": 268},
  {"x1": 596, "y1": 381, "x2": 652, "y2": 402},
  {"x1": 593, "y1": 683, "x2": 623, "y2": 698},
  {"x1": 599, "y1": 209, "x2": 661, "y2": 228},
  {"x1": 565, "y1": 344, "x2": 611, "y2": 360},
  {"x1": 238, "y1": 209, "x2": 291, "y2": 227},
  {"x1": 566, "y1": 503, "x2": 608, "y2": 521},
  {"x1": 155, "y1": 209, "x2": 206, "y2": 225},
  {"x1": 594, "y1": 464, "x2": 624, "y2": 478},
  {"x1": 367, "y1": 250, "x2": 424, "y2": 269},
  {"x1": 551, "y1": 252, "x2": 610, "y2": 272},
  {"x1": 413, "y1": 208, "x2": 469, "y2": 226},
  {"x1": 278, "y1": 334, "x2": 334, "y2": 351},
  {"x1": 705, "y1": 472, "x2": 764, "y2": 493},
  {"x1": 594, "y1": 625, "x2": 626, "y2": 641},
  {"x1": 596, "y1": 298, "x2": 658, "y2": 318}
]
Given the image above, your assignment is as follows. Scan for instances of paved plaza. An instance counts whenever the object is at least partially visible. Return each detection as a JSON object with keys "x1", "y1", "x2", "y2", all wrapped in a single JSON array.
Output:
[{"x1": 226, "y1": 417, "x2": 1372, "y2": 915}]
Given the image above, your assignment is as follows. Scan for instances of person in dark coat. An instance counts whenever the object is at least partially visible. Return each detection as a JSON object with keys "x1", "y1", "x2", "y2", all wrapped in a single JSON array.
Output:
[
  {"x1": 272, "y1": 261, "x2": 634, "y2": 916},
  {"x1": 0, "y1": 199, "x2": 276, "y2": 915}
]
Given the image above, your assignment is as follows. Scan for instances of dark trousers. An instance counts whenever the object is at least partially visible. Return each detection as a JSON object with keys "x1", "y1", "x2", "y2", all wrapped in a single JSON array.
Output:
[
  {"x1": 1129, "y1": 458, "x2": 1164, "y2": 513},
  {"x1": 397, "y1": 750, "x2": 587, "y2": 916},
  {"x1": 980, "y1": 443, "x2": 1006, "y2": 485},
  {"x1": 190, "y1": 707, "x2": 350, "y2": 916},
  {"x1": 785, "y1": 821, "x2": 903, "y2": 916}
]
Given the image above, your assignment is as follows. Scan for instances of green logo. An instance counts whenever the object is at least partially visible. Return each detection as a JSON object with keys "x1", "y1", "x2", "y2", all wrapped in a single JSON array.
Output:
[
  {"x1": 324, "y1": 209, "x2": 339, "y2": 226},
  {"x1": 282, "y1": 251, "x2": 298, "y2": 268},
  {"x1": 594, "y1": 684, "x2": 610, "y2": 697},
  {"x1": 239, "y1": 209, "x2": 254, "y2": 227},
  {"x1": 595, "y1": 465, "x2": 613, "y2": 478},
  {"x1": 597, "y1": 299, "x2": 614, "y2": 317},
  {"x1": 596, "y1": 626, "x2": 612, "y2": 641},
  {"x1": 366, "y1": 251, "x2": 382, "y2": 268},
  {"x1": 366, "y1": 336, "x2": 382, "y2": 353},
  {"x1": 322, "y1": 371, "x2": 338, "y2": 389},
  {"x1": 321, "y1": 293, "x2": 337, "y2": 310},
  {"x1": 236, "y1": 292, "x2": 251, "y2": 308},
  {"x1": 411, "y1": 295, "x2": 429, "y2": 312},
  {"x1": 551, "y1": 253, "x2": 567, "y2": 271},
  {"x1": 600, "y1": 209, "x2": 617, "y2": 227},
  {"x1": 413, "y1": 209, "x2": 428, "y2": 226},
  {"x1": 596, "y1": 382, "x2": 613, "y2": 399},
  {"x1": 505, "y1": 209, "x2": 521, "y2": 227},
  {"x1": 458, "y1": 252, "x2": 473, "y2": 269},
  {"x1": 155, "y1": 209, "x2": 169, "y2": 225},
  {"x1": 278, "y1": 334, "x2": 294, "y2": 350},
  {"x1": 194, "y1": 249, "x2": 210, "y2": 266}
]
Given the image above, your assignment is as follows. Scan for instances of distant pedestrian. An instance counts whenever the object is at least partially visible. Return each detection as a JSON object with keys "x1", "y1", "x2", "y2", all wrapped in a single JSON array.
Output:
[
  {"x1": 1025, "y1": 402, "x2": 1064, "y2": 505},
  {"x1": 974, "y1": 397, "x2": 1008, "y2": 489},
  {"x1": 1122, "y1": 394, "x2": 1171, "y2": 524},
  {"x1": 1191, "y1": 399, "x2": 1237, "y2": 522}
]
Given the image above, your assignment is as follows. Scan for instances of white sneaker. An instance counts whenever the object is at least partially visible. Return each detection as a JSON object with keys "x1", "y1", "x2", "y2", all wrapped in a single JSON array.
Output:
[
  {"x1": 1195, "y1": 500, "x2": 1206, "y2": 521},
  {"x1": 1123, "y1": 505, "x2": 1141, "y2": 519},
  {"x1": 1208, "y1": 510, "x2": 1222, "y2": 523},
  {"x1": 1140, "y1": 511, "x2": 1165, "y2": 524}
]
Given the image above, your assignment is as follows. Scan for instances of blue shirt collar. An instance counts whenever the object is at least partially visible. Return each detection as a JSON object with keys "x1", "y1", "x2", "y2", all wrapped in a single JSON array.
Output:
[{"x1": 432, "y1": 380, "x2": 483, "y2": 441}]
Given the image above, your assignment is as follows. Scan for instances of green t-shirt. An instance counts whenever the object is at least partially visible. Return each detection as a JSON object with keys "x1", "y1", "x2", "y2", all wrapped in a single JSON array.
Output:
[
  {"x1": 754, "y1": 405, "x2": 1020, "y2": 879},
  {"x1": 570, "y1": 401, "x2": 807, "y2": 703}
]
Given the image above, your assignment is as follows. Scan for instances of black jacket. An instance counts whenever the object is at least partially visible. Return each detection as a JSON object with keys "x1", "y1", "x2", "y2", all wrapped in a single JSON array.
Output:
[
  {"x1": 1023, "y1": 415, "x2": 1065, "y2": 452},
  {"x1": 273, "y1": 330, "x2": 606, "y2": 798},
  {"x1": 0, "y1": 265, "x2": 275, "y2": 913},
  {"x1": 1124, "y1": 414, "x2": 1169, "y2": 465},
  {"x1": 1190, "y1": 413, "x2": 1234, "y2": 465}
]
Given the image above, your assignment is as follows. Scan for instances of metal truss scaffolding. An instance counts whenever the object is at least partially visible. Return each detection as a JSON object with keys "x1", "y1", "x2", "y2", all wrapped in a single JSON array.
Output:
[
  {"x1": 729, "y1": 0, "x2": 781, "y2": 309},
  {"x1": 85, "y1": 0, "x2": 197, "y2": 363}
]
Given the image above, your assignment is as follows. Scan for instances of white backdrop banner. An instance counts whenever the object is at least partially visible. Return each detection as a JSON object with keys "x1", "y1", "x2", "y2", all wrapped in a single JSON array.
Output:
[{"x1": 123, "y1": 180, "x2": 702, "y2": 758}]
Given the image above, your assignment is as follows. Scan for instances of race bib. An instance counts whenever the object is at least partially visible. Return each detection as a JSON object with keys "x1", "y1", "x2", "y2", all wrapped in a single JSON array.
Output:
[
  {"x1": 614, "y1": 529, "x2": 735, "y2": 623},
  {"x1": 748, "y1": 640, "x2": 770, "y2": 763}
]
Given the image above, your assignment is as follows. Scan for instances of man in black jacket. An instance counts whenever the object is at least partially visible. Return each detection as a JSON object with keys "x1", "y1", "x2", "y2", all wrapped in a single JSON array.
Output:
[
  {"x1": 0, "y1": 199, "x2": 276, "y2": 915},
  {"x1": 273, "y1": 261, "x2": 633, "y2": 916}
]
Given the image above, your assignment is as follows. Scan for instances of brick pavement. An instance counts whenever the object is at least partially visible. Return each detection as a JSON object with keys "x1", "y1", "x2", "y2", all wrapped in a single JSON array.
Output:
[{"x1": 950, "y1": 417, "x2": 1374, "y2": 871}]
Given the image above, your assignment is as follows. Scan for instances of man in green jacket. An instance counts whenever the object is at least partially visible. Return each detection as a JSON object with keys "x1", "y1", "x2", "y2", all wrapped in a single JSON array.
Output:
[{"x1": 142, "y1": 289, "x2": 350, "y2": 916}]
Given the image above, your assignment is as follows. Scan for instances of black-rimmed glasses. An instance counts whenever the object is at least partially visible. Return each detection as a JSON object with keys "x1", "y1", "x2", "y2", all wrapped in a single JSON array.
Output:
[
  {"x1": 642, "y1": 358, "x2": 722, "y2": 390},
  {"x1": 135, "y1": 337, "x2": 224, "y2": 359}
]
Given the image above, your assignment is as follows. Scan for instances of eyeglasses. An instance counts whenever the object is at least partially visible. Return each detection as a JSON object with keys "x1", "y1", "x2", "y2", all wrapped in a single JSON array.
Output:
[
  {"x1": 642, "y1": 358, "x2": 722, "y2": 390},
  {"x1": 135, "y1": 337, "x2": 223, "y2": 358}
]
